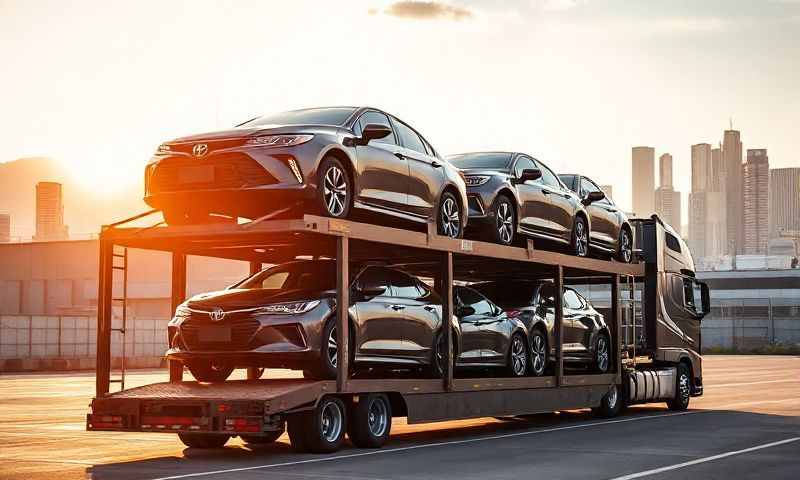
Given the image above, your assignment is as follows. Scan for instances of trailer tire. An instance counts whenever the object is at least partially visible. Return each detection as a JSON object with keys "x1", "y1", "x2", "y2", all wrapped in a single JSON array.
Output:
[
  {"x1": 287, "y1": 413, "x2": 309, "y2": 453},
  {"x1": 666, "y1": 363, "x2": 691, "y2": 411},
  {"x1": 241, "y1": 423, "x2": 285, "y2": 446},
  {"x1": 348, "y1": 393, "x2": 392, "y2": 448},
  {"x1": 177, "y1": 433, "x2": 230, "y2": 449},
  {"x1": 592, "y1": 383, "x2": 622, "y2": 418}
]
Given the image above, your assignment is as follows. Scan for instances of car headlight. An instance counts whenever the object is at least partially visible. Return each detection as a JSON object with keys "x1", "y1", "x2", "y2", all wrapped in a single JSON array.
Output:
[
  {"x1": 155, "y1": 143, "x2": 171, "y2": 154},
  {"x1": 174, "y1": 304, "x2": 192, "y2": 317},
  {"x1": 465, "y1": 175, "x2": 490, "y2": 187},
  {"x1": 255, "y1": 300, "x2": 321, "y2": 315},
  {"x1": 246, "y1": 134, "x2": 313, "y2": 148}
]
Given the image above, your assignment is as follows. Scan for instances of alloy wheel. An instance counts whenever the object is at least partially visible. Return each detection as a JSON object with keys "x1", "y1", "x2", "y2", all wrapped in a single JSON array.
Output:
[
  {"x1": 678, "y1": 372, "x2": 690, "y2": 403},
  {"x1": 596, "y1": 336, "x2": 609, "y2": 372},
  {"x1": 323, "y1": 166, "x2": 347, "y2": 217},
  {"x1": 620, "y1": 230, "x2": 633, "y2": 263},
  {"x1": 575, "y1": 219, "x2": 588, "y2": 257},
  {"x1": 328, "y1": 325, "x2": 338, "y2": 368},
  {"x1": 439, "y1": 197, "x2": 461, "y2": 238},
  {"x1": 530, "y1": 333, "x2": 546, "y2": 376},
  {"x1": 496, "y1": 202, "x2": 514, "y2": 244},
  {"x1": 367, "y1": 397, "x2": 389, "y2": 437},
  {"x1": 510, "y1": 335, "x2": 527, "y2": 376}
]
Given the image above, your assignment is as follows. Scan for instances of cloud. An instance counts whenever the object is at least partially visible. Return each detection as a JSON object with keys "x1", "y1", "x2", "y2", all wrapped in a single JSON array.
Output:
[{"x1": 380, "y1": 1, "x2": 473, "y2": 21}]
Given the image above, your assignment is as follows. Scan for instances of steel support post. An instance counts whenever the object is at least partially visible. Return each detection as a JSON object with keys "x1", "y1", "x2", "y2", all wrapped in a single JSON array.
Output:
[
  {"x1": 96, "y1": 234, "x2": 113, "y2": 397},
  {"x1": 442, "y1": 252, "x2": 454, "y2": 391},
  {"x1": 246, "y1": 263, "x2": 261, "y2": 380},
  {"x1": 611, "y1": 274, "x2": 622, "y2": 384},
  {"x1": 554, "y1": 265, "x2": 564, "y2": 386},
  {"x1": 336, "y1": 236, "x2": 349, "y2": 393},
  {"x1": 169, "y1": 252, "x2": 187, "y2": 382}
]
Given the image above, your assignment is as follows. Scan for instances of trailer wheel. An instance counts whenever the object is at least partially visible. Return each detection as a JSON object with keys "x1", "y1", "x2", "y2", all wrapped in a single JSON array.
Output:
[
  {"x1": 666, "y1": 363, "x2": 691, "y2": 411},
  {"x1": 591, "y1": 383, "x2": 622, "y2": 418},
  {"x1": 241, "y1": 423, "x2": 285, "y2": 446},
  {"x1": 177, "y1": 433, "x2": 230, "y2": 449},
  {"x1": 348, "y1": 393, "x2": 392, "y2": 448},
  {"x1": 289, "y1": 396, "x2": 348, "y2": 453}
]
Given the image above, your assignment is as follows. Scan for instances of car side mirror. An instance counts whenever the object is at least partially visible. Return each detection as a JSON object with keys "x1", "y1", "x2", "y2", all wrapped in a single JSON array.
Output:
[
  {"x1": 519, "y1": 168, "x2": 542, "y2": 183},
  {"x1": 358, "y1": 285, "x2": 386, "y2": 298},
  {"x1": 456, "y1": 305, "x2": 475, "y2": 317},
  {"x1": 357, "y1": 123, "x2": 391, "y2": 146},
  {"x1": 582, "y1": 190, "x2": 605, "y2": 205}
]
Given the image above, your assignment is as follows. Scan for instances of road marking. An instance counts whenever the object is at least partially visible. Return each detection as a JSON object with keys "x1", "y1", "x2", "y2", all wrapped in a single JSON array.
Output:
[
  {"x1": 150, "y1": 411, "x2": 701, "y2": 480},
  {"x1": 606, "y1": 437, "x2": 800, "y2": 480},
  {"x1": 709, "y1": 379, "x2": 798, "y2": 388}
]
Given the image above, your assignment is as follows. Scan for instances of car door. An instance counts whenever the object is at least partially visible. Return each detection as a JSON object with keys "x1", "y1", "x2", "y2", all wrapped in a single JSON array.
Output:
[
  {"x1": 392, "y1": 117, "x2": 443, "y2": 219},
  {"x1": 536, "y1": 285, "x2": 577, "y2": 354},
  {"x1": 564, "y1": 288, "x2": 592, "y2": 356},
  {"x1": 387, "y1": 270, "x2": 439, "y2": 362},
  {"x1": 453, "y1": 287, "x2": 485, "y2": 363},
  {"x1": 513, "y1": 155, "x2": 551, "y2": 235},
  {"x1": 580, "y1": 177, "x2": 617, "y2": 249},
  {"x1": 535, "y1": 160, "x2": 574, "y2": 242},
  {"x1": 472, "y1": 293, "x2": 512, "y2": 363},
  {"x1": 353, "y1": 111, "x2": 409, "y2": 212},
  {"x1": 352, "y1": 267, "x2": 407, "y2": 358}
]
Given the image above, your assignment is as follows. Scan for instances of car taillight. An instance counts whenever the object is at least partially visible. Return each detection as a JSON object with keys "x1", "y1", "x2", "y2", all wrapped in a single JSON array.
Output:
[
  {"x1": 87, "y1": 414, "x2": 125, "y2": 429},
  {"x1": 223, "y1": 417, "x2": 262, "y2": 433},
  {"x1": 140, "y1": 416, "x2": 209, "y2": 431},
  {"x1": 506, "y1": 309, "x2": 521, "y2": 318}
]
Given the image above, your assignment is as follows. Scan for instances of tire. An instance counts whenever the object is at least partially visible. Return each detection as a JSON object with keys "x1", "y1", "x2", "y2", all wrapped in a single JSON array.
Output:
[
  {"x1": 318, "y1": 156, "x2": 353, "y2": 219},
  {"x1": 348, "y1": 393, "x2": 392, "y2": 448},
  {"x1": 617, "y1": 227, "x2": 633, "y2": 263},
  {"x1": 241, "y1": 423, "x2": 285, "y2": 446},
  {"x1": 293, "y1": 396, "x2": 347, "y2": 453},
  {"x1": 187, "y1": 360, "x2": 234, "y2": 383},
  {"x1": 666, "y1": 363, "x2": 692, "y2": 411},
  {"x1": 490, "y1": 195, "x2": 516, "y2": 246},
  {"x1": 591, "y1": 384, "x2": 622, "y2": 418},
  {"x1": 431, "y1": 330, "x2": 456, "y2": 378},
  {"x1": 506, "y1": 333, "x2": 528, "y2": 377},
  {"x1": 177, "y1": 433, "x2": 230, "y2": 449},
  {"x1": 437, "y1": 191, "x2": 463, "y2": 239},
  {"x1": 306, "y1": 318, "x2": 354, "y2": 380},
  {"x1": 528, "y1": 328, "x2": 548, "y2": 377},
  {"x1": 571, "y1": 215, "x2": 589, "y2": 257},
  {"x1": 593, "y1": 332, "x2": 611, "y2": 373}
]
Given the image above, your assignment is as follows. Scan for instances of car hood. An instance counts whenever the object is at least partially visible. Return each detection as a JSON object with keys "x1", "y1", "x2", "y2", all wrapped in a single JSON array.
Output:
[
  {"x1": 185, "y1": 287, "x2": 334, "y2": 310},
  {"x1": 168, "y1": 124, "x2": 342, "y2": 143}
]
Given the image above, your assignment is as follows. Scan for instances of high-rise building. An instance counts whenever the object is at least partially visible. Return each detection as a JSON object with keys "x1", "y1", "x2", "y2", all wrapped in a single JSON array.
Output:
[
  {"x1": 654, "y1": 152, "x2": 681, "y2": 234},
  {"x1": 711, "y1": 146, "x2": 723, "y2": 192},
  {"x1": 742, "y1": 149, "x2": 769, "y2": 254},
  {"x1": 632, "y1": 146, "x2": 655, "y2": 216},
  {"x1": 0, "y1": 214, "x2": 10, "y2": 243},
  {"x1": 722, "y1": 129, "x2": 743, "y2": 254},
  {"x1": 33, "y1": 182, "x2": 68, "y2": 241},
  {"x1": 689, "y1": 143, "x2": 726, "y2": 260},
  {"x1": 691, "y1": 144, "x2": 711, "y2": 193},
  {"x1": 768, "y1": 167, "x2": 800, "y2": 239},
  {"x1": 600, "y1": 185, "x2": 613, "y2": 201}
]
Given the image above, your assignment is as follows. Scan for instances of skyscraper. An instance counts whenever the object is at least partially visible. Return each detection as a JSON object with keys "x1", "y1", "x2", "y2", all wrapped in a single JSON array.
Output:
[
  {"x1": 631, "y1": 146, "x2": 655, "y2": 216},
  {"x1": 722, "y1": 129, "x2": 742, "y2": 254},
  {"x1": 689, "y1": 143, "x2": 726, "y2": 260},
  {"x1": 742, "y1": 149, "x2": 769, "y2": 254},
  {"x1": 768, "y1": 167, "x2": 800, "y2": 239},
  {"x1": 0, "y1": 214, "x2": 10, "y2": 243},
  {"x1": 33, "y1": 182, "x2": 68, "y2": 241},
  {"x1": 691, "y1": 144, "x2": 711, "y2": 193},
  {"x1": 711, "y1": 146, "x2": 723, "y2": 192},
  {"x1": 655, "y1": 153, "x2": 681, "y2": 234}
]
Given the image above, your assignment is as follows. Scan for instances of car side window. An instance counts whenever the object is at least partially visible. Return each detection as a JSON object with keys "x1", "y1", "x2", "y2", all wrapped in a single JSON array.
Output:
[
  {"x1": 534, "y1": 160, "x2": 562, "y2": 188},
  {"x1": 388, "y1": 270, "x2": 421, "y2": 299},
  {"x1": 564, "y1": 289, "x2": 584, "y2": 310},
  {"x1": 514, "y1": 156, "x2": 537, "y2": 179},
  {"x1": 580, "y1": 177, "x2": 599, "y2": 197},
  {"x1": 354, "y1": 111, "x2": 396, "y2": 146},
  {"x1": 456, "y1": 287, "x2": 494, "y2": 316},
  {"x1": 393, "y1": 119, "x2": 427, "y2": 155},
  {"x1": 356, "y1": 267, "x2": 391, "y2": 295},
  {"x1": 537, "y1": 285, "x2": 556, "y2": 310}
]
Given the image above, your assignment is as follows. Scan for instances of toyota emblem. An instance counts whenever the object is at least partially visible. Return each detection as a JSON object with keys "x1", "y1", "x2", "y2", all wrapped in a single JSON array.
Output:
[
  {"x1": 192, "y1": 143, "x2": 208, "y2": 157},
  {"x1": 209, "y1": 307, "x2": 225, "y2": 322}
]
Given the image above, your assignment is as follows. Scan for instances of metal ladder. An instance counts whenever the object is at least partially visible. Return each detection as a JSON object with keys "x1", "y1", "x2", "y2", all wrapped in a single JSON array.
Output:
[{"x1": 109, "y1": 246, "x2": 129, "y2": 391}]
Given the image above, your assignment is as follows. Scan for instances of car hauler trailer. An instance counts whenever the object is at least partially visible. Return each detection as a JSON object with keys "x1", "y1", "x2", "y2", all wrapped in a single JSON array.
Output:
[{"x1": 87, "y1": 212, "x2": 709, "y2": 452}]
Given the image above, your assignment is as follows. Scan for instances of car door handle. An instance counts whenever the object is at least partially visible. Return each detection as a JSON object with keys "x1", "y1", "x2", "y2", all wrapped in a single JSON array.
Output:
[
  {"x1": 431, "y1": 160, "x2": 441, "y2": 168},
  {"x1": 605, "y1": 208, "x2": 617, "y2": 213},
  {"x1": 424, "y1": 305, "x2": 436, "y2": 312},
  {"x1": 389, "y1": 304, "x2": 406, "y2": 311},
  {"x1": 394, "y1": 152, "x2": 406, "y2": 160},
  {"x1": 542, "y1": 189, "x2": 551, "y2": 195}
]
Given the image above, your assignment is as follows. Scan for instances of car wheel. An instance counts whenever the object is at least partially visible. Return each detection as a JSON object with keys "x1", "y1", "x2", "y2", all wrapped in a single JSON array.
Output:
[
  {"x1": 506, "y1": 333, "x2": 528, "y2": 377},
  {"x1": 187, "y1": 360, "x2": 234, "y2": 383},
  {"x1": 348, "y1": 393, "x2": 392, "y2": 448},
  {"x1": 591, "y1": 383, "x2": 622, "y2": 418},
  {"x1": 318, "y1": 156, "x2": 352, "y2": 219},
  {"x1": 437, "y1": 191, "x2": 463, "y2": 238},
  {"x1": 307, "y1": 318, "x2": 354, "y2": 380},
  {"x1": 431, "y1": 330, "x2": 456, "y2": 378},
  {"x1": 666, "y1": 363, "x2": 692, "y2": 411},
  {"x1": 571, "y1": 215, "x2": 589, "y2": 257},
  {"x1": 528, "y1": 328, "x2": 548, "y2": 377},
  {"x1": 241, "y1": 423, "x2": 285, "y2": 446},
  {"x1": 178, "y1": 433, "x2": 230, "y2": 449},
  {"x1": 617, "y1": 228, "x2": 633, "y2": 263},
  {"x1": 491, "y1": 195, "x2": 516, "y2": 246},
  {"x1": 593, "y1": 332, "x2": 611, "y2": 373}
]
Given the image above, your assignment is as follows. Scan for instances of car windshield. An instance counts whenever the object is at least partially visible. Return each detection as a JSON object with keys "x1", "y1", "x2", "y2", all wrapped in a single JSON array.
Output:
[
  {"x1": 240, "y1": 107, "x2": 357, "y2": 127},
  {"x1": 235, "y1": 261, "x2": 338, "y2": 292},
  {"x1": 472, "y1": 282, "x2": 540, "y2": 309},
  {"x1": 447, "y1": 152, "x2": 513, "y2": 170}
]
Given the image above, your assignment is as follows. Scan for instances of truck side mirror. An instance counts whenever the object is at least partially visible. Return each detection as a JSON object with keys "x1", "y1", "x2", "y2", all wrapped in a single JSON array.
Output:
[{"x1": 699, "y1": 282, "x2": 710, "y2": 317}]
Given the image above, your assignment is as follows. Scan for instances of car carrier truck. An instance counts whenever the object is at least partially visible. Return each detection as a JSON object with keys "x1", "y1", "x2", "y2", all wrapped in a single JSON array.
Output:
[{"x1": 87, "y1": 212, "x2": 709, "y2": 452}]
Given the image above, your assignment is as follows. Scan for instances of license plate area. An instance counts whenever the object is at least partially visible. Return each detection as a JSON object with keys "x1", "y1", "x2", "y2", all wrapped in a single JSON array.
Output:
[
  {"x1": 178, "y1": 165, "x2": 214, "y2": 184},
  {"x1": 198, "y1": 326, "x2": 231, "y2": 342}
]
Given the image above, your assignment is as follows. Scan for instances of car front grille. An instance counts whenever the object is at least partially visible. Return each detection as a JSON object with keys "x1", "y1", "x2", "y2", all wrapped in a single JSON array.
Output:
[
  {"x1": 180, "y1": 315, "x2": 261, "y2": 351},
  {"x1": 467, "y1": 195, "x2": 485, "y2": 215},
  {"x1": 149, "y1": 153, "x2": 277, "y2": 193}
]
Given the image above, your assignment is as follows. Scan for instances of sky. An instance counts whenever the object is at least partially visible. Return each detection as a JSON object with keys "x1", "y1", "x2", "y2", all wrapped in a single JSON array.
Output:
[{"x1": 1, "y1": 0, "x2": 799, "y2": 224}]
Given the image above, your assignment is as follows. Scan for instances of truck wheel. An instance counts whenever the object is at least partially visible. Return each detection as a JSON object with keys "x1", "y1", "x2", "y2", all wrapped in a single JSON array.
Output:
[
  {"x1": 666, "y1": 363, "x2": 691, "y2": 411},
  {"x1": 591, "y1": 384, "x2": 622, "y2": 418},
  {"x1": 177, "y1": 433, "x2": 230, "y2": 449},
  {"x1": 307, "y1": 396, "x2": 348, "y2": 453},
  {"x1": 348, "y1": 393, "x2": 392, "y2": 448},
  {"x1": 187, "y1": 361, "x2": 234, "y2": 383},
  {"x1": 241, "y1": 422, "x2": 285, "y2": 446}
]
